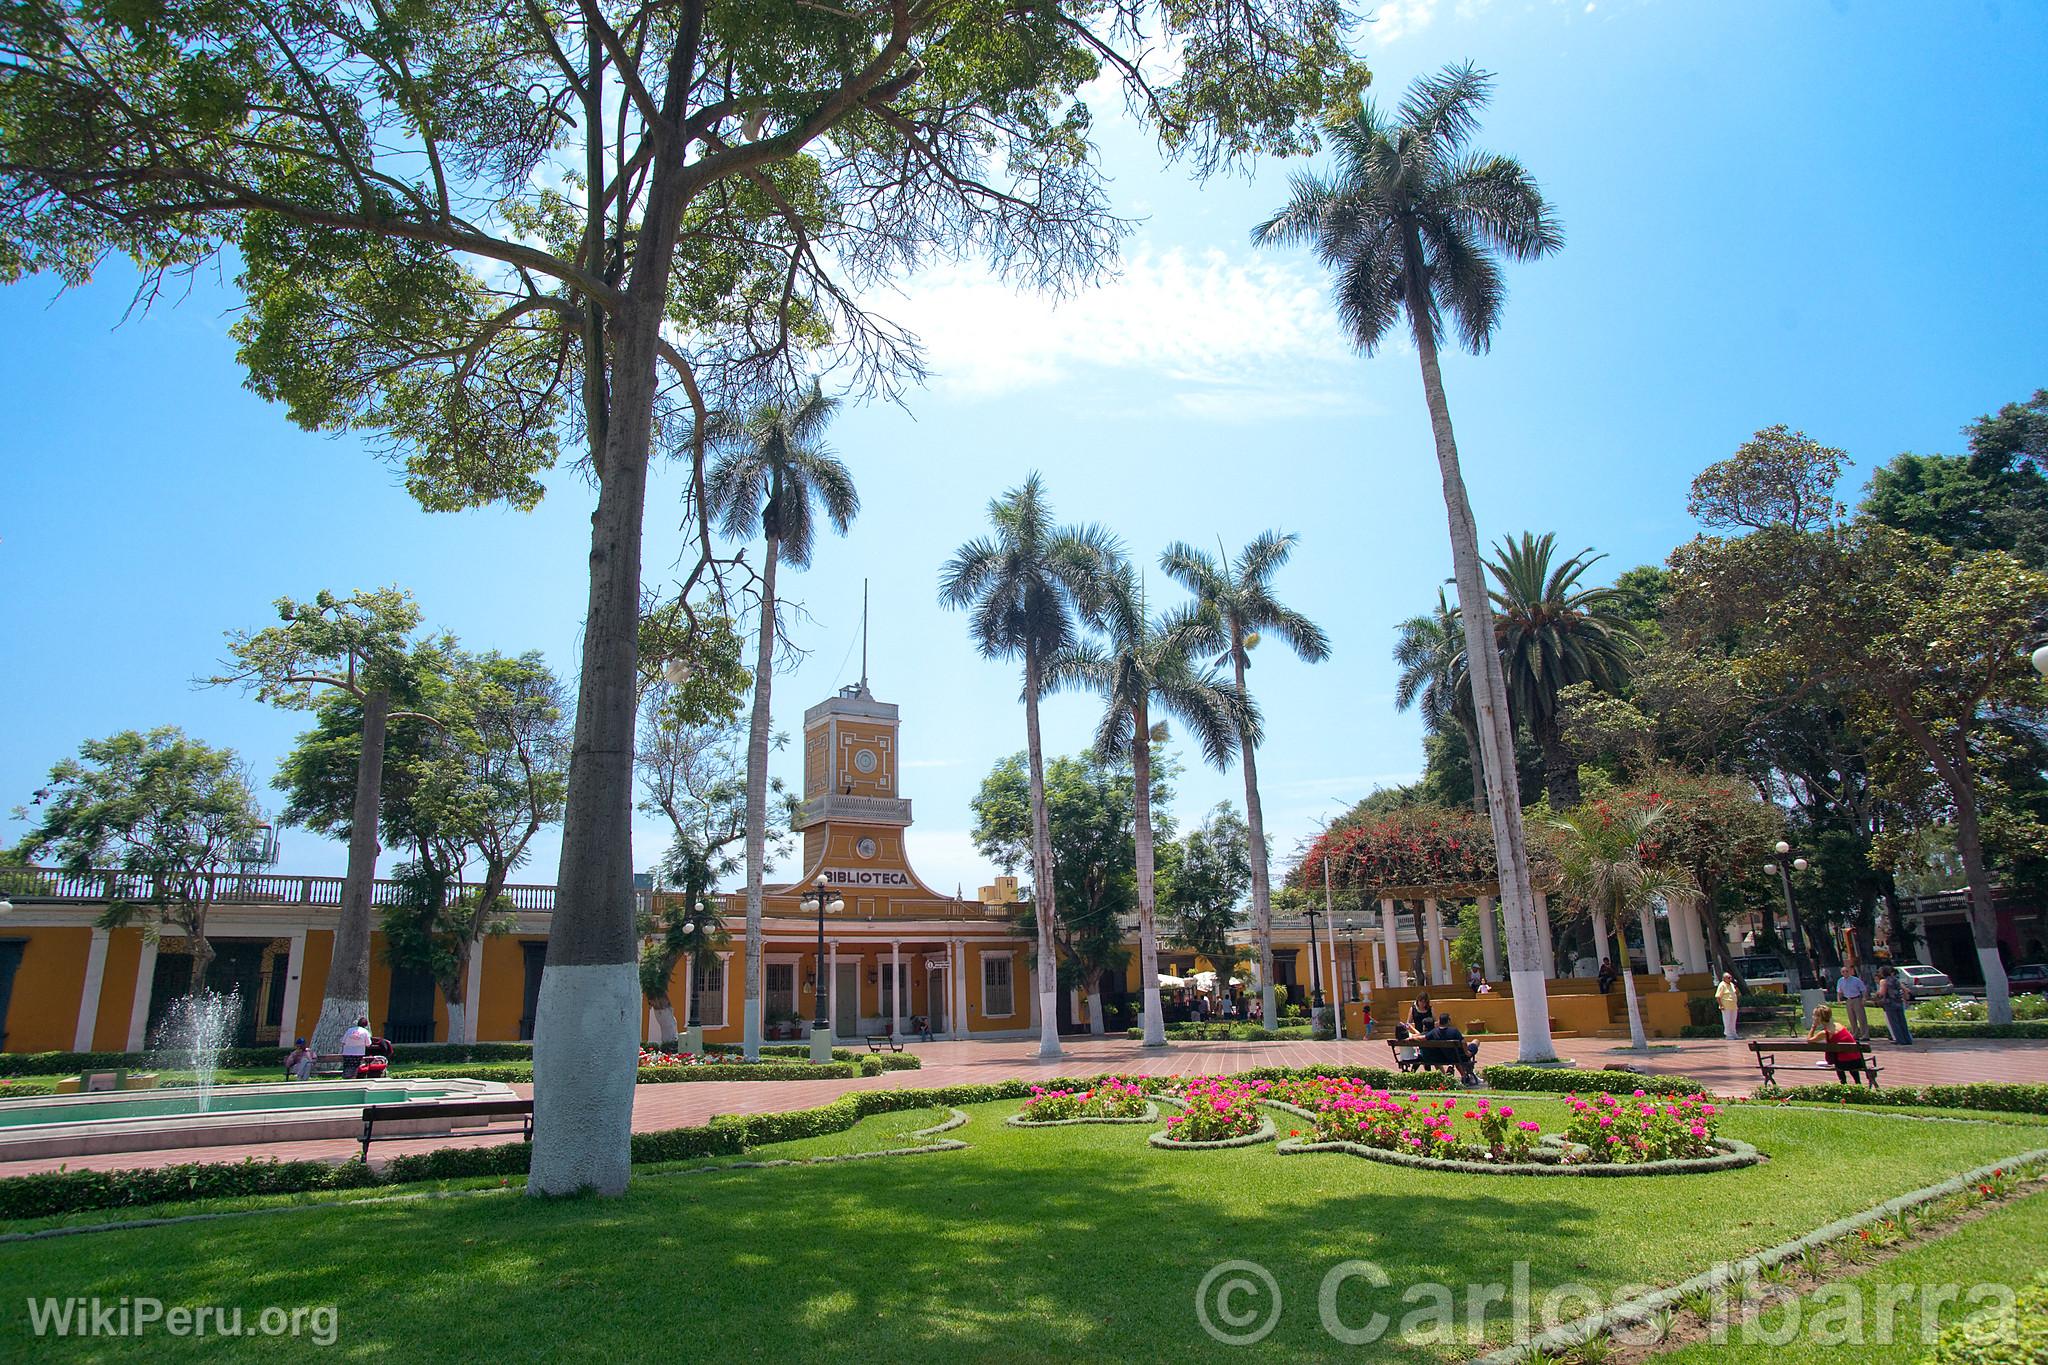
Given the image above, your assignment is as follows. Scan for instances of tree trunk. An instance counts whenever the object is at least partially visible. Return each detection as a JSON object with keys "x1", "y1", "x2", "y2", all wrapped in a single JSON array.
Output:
[
  {"x1": 649, "y1": 997, "x2": 678, "y2": 1049},
  {"x1": 186, "y1": 900, "x2": 214, "y2": 997},
  {"x1": 1022, "y1": 649, "x2": 1063, "y2": 1059},
  {"x1": 1534, "y1": 711, "x2": 1580, "y2": 809},
  {"x1": 315, "y1": 686, "x2": 389, "y2": 1051},
  {"x1": 1233, "y1": 638, "x2": 1279, "y2": 1036},
  {"x1": 1404, "y1": 242, "x2": 1556, "y2": 1062},
  {"x1": 740, "y1": 531, "x2": 781, "y2": 1061},
  {"x1": 529, "y1": 355, "x2": 655, "y2": 1197},
  {"x1": 1461, "y1": 718, "x2": 1487, "y2": 816},
  {"x1": 1131, "y1": 701, "x2": 1167, "y2": 1048},
  {"x1": 1614, "y1": 898, "x2": 1647, "y2": 1051},
  {"x1": 1950, "y1": 774, "x2": 2014, "y2": 1024},
  {"x1": 444, "y1": 938, "x2": 471, "y2": 1047}
]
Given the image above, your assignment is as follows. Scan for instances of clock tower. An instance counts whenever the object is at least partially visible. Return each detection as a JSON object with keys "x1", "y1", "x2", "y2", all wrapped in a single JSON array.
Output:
[{"x1": 793, "y1": 681, "x2": 947, "y2": 913}]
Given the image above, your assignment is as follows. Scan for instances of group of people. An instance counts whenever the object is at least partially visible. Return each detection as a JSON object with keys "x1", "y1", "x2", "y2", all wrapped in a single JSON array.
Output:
[
  {"x1": 1184, "y1": 993, "x2": 1261, "y2": 1024},
  {"x1": 282, "y1": 1016, "x2": 392, "y2": 1080},
  {"x1": 1713, "y1": 963, "x2": 1919, "y2": 1045},
  {"x1": 1390, "y1": 991, "x2": 1482, "y2": 1084}
]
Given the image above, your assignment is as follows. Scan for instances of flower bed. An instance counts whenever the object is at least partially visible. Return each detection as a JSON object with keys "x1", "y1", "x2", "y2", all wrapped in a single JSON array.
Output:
[
  {"x1": 1150, "y1": 1078, "x2": 1276, "y2": 1148},
  {"x1": 1562, "y1": 1090, "x2": 1719, "y2": 1164},
  {"x1": 1009, "y1": 1080, "x2": 1154, "y2": 1126},
  {"x1": 1276, "y1": 1082, "x2": 1543, "y2": 1163}
]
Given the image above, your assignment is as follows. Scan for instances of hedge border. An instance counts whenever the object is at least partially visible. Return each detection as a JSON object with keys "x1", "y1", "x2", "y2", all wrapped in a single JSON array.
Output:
[{"x1": 1469, "y1": 1147, "x2": 2048, "y2": 1364}]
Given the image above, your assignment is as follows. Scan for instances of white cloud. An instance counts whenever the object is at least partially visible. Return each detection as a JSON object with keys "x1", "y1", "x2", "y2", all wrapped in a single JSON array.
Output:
[
  {"x1": 1372, "y1": 0, "x2": 1443, "y2": 43},
  {"x1": 882, "y1": 244, "x2": 1368, "y2": 420}
]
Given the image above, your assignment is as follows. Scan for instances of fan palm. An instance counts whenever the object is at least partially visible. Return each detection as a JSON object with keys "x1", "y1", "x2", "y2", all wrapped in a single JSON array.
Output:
[
  {"x1": 1487, "y1": 532, "x2": 1638, "y2": 808},
  {"x1": 1161, "y1": 531, "x2": 1327, "y2": 1032},
  {"x1": 705, "y1": 383, "x2": 859, "y2": 1060},
  {"x1": 1253, "y1": 61, "x2": 1564, "y2": 1060},
  {"x1": 1550, "y1": 803, "x2": 1696, "y2": 1052},
  {"x1": 1048, "y1": 567, "x2": 1250, "y2": 1047},
  {"x1": 1393, "y1": 587, "x2": 1487, "y2": 814},
  {"x1": 939, "y1": 475, "x2": 1123, "y2": 1059}
]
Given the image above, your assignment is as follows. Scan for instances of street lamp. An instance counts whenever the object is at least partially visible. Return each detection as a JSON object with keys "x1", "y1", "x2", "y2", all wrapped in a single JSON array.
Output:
[
  {"x1": 807, "y1": 874, "x2": 846, "y2": 1042},
  {"x1": 1341, "y1": 917, "x2": 1362, "y2": 1003},
  {"x1": 1764, "y1": 839, "x2": 1815, "y2": 989},
  {"x1": 1302, "y1": 904, "x2": 1325, "y2": 1008}
]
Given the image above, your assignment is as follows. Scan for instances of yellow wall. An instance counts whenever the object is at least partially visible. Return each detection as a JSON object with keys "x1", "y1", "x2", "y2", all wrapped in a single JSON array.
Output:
[
  {"x1": 90, "y1": 928, "x2": 146, "y2": 1050},
  {"x1": 293, "y1": 931, "x2": 334, "y2": 1042},
  {"x1": 0, "y1": 926, "x2": 92, "y2": 1053}
]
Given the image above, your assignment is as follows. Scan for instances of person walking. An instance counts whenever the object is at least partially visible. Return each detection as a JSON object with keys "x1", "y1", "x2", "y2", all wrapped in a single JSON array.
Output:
[
  {"x1": 1875, "y1": 966, "x2": 1915, "y2": 1046},
  {"x1": 340, "y1": 1015, "x2": 372, "y2": 1079},
  {"x1": 1715, "y1": 972, "x2": 1741, "y2": 1041},
  {"x1": 1836, "y1": 963, "x2": 1871, "y2": 1041}
]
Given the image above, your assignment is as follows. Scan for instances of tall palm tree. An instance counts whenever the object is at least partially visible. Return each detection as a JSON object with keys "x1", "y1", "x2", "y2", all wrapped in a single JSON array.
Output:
[
  {"x1": 1487, "y1": 532, "x2": 1636, "y2": 809},
  {"x1": 1161, "y1": 532, "x2": 1327, "y2": 1032},
  {"x1": 705, "y1": 383, "x2": 858, "y2": 1061},
  {"x1": 939, "y1": 475, "x2": 1122, "y2": 1059},
  {"x1": 1253, "y1": 62, "x2": 1565, "y2": 1060},
  {"x1": 1550, "y1": 803, "x2": 1696, "y2": 1052},
  {"x1": 1393, "y1": 587, "x2": 1486, "y2": 814},
  {"x1": 1049, "y1": 567, "x2": 1248, "y2": 1048}
]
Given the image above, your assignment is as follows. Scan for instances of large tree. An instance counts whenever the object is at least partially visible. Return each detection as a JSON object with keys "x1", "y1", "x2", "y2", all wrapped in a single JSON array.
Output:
[
  {"x1": 1393, "y1": 588, "x2": 1485, "y2": 814},
  {"x1": 1050, "y1": 567, "x2": 1244, "y2": 1046},
  {"x1": 1252, "y1": 63, "x2": 1563, "y2": 1060},
  {"x1": 2, "y1": 0, "x2": 1367, "y2": 1195},
  {"x1": 215, "y1": 589, "x2": 445, "y2": 1050},
  {"x1": 704, "y1": 383, "x2": 857, "y2": 1060},
  {"x1": 1485, "y1": 532, "x2": 1637, "y2": 808},
  {"x1": 943, "y1": 476, "x2": 1122, "y2": 1056},
  {"x1": 12, "y1": 728, "x2": 264, "y2": 995},
  {"x1": 1163, "y1": 804, "x2": 1254, "y2": 1002},
  {"x1": 1161, "y1": 531, "x2": 1328, "y2": 1041}
]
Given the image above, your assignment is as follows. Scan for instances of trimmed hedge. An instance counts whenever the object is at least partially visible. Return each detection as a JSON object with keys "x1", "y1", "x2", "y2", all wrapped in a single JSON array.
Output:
[
  {"x1": 1235, "y1": 1062, "x2": 1462, "y2": 1092},
  {"x1": 1928, "y1": 1273, "x2": 2048, "y2": 1364},
  {"x1": 1119, "y1": 1024, "x2": 1314, "y2": 1042},
  {"x1": 0, "y1": 1079, "x2": 60, "y2": 1098},
  {"x1": 1913, "y1": 1021, "x2": 2048, "y2": 1040},
  {"x1": 1752, "y1": 1081, "x2": 2048, "y2": 1116},
  {"x1": 0, "y1": 1043, "x2": 538, "y2": 1077},
  {"x1": 1481, "y1": 1064, "x2": 1705, "y2": 1097}
]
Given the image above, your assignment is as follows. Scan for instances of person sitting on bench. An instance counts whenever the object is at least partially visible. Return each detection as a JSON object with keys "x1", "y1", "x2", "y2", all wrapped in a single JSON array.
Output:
[
  {"x1": 1426, "y1": 1012, "x2": 1480, "y2": 1083},
  {"x1": 1806, "y1": 1003, "x2": 1865, "y2": 1084},
  {"x1": 1392, "y1": 1023, "x2": 1421, "y2": 1072}
]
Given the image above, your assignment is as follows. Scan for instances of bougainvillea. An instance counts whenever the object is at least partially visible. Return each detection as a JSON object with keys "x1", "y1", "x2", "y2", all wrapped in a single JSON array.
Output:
[{"x1": 1293, "y1": 805, "x2": 1503, "y2": 894}]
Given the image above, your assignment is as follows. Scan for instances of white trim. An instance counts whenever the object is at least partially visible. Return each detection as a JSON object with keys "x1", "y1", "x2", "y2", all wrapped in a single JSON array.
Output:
[
  {"x1": 277, "y1": 929, "x2": 307, "y2": 1045},
  {"x1": 73, "y1": 928, "x2": 110, "y2": 1051},
  {"x1": 126, "y1": 936, "x2": 159, "y2": 1051},
  {"x1": 951, "y1": 939, "x2": 967, "y2": 1040},
  {"x1": 891, "y1": 941, "x2": 905, "y2": 1036}
]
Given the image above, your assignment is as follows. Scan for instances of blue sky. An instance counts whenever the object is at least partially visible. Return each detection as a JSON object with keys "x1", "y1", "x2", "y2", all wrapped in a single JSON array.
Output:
[{"x1": 4, "y1": 0, "x2": 2046, "y2": 898}]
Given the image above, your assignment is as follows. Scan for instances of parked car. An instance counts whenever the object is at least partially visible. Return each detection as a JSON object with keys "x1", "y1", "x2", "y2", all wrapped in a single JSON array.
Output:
[
  {"x1": 1895, "y1": 964, "x2": 1954, "y2": 997},
  {"x1": 1731, "y1": 954, "x2": 1790, "y2": 988},
  {"x1": 2005, "y1": 963, "x2": 2048, "y2": 994}
]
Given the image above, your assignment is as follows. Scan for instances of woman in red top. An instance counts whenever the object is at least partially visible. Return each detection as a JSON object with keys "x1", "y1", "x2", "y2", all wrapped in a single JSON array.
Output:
[{"x1": 1806, "y1": 1004, "x2": 1866, "y2": 1084}]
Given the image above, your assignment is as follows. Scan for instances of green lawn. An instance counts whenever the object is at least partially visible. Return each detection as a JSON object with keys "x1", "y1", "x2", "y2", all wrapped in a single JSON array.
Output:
[
  {"x1": 1657, "y1": 1183, "x2": 2048, "y2": 1363},
  {"x1": 1, "y1": 1097, "x2": 2043, "y2": 1361}
]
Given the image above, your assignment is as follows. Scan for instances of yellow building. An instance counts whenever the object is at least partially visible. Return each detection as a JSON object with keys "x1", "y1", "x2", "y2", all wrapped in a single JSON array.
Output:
[{"x1": 0, "y1": 682, "x2": 1041, "y2": 1053}]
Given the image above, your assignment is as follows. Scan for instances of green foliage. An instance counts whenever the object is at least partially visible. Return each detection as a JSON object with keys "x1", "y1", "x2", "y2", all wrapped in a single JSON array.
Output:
[
  {"x1": 1480, "y1": 1065, "x2": 1703, "y2": 1097},
  {"x1": 1752, "y1": 1081, "x2": 2048, "y2": 1115},
  {"x1": 1864, "y1": 449, "x2": 2048, "y2": 566},
  {"x1": 1926, "y1": 1273, "x2": 2048, "y2": 1365},
  {"x1": 1162, "y1": 803, "x2": 1252, "y2": 972},
  {"x1": 216, "y1": 588, "x2": 437, "y2": 709},
  {"x1": 1119, "y1": 1023, "x2": 1314, "y2": 1042},
  {"x1": 1687, "y1": 425, "x2": 1848, "y2": 533}
]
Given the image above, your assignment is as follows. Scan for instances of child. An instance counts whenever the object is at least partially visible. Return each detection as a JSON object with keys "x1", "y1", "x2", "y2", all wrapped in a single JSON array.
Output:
[
  {"x1": 1393, "y1": 1023, "x2": 1420, "y2": 1073},
  {"x1": 1806, "y1": 1003, "x2": 1866, "y2": 1084},
  {"x1": 1362, "y1": 1002, "x2": 1375, "y2": 1039}
]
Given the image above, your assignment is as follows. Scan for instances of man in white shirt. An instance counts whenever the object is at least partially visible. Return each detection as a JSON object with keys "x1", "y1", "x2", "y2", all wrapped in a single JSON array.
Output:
[
  {"x1": 340, "y1": 1015, "x2": 373, "y2": 1078},
  {"x1": 1836, "y1": 965, "x2": 1870, "y2": 1041}
]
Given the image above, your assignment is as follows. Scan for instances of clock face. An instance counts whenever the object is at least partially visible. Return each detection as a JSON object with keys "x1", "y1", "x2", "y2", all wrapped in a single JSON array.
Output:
[
  {"x1": 852, "y1": 747, "x2": 879, "y2": 775},
  {"x1": 855, "y1": 837, "x2": 878, "y2": 860}
]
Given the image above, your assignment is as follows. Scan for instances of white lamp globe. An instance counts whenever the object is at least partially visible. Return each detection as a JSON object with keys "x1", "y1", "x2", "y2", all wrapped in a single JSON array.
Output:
[
  {"x1": 1775, "y1": 840, "x2": 1791, "y2": 855},
  {"x1": 2033, "y1": 643, "x2": 2048, "y2": 679}
]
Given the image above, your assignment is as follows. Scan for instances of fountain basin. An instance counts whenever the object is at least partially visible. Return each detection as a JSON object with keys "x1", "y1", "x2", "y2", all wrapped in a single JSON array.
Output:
[{"x1": 0, "y1": 1079, "x2": 521, "y2": 1162}]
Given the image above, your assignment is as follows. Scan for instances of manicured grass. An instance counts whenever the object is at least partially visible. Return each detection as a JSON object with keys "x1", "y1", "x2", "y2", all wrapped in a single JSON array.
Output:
[
  {"x1": 1, "y1": 1097, "x2": 2042, "y2": 1360},
  {"x1": 1656, "y1": 1182, "x2": 2048, "y2": 1362}
]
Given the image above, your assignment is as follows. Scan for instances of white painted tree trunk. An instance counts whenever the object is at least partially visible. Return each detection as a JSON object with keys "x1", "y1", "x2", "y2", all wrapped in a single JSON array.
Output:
[
  {"x1": 317, "y1": 687, "x2": 389, "y2": 1052},
  {"x1": 1088, "y1": 989, "x2": 1105, "y2": 1034},
  {"x1": 650, "y1": 1004, "x2": 678, "y2": 1049},
  {"x1": 1405, "y1": 256, "x2": 1556, "y2": 1063},
  {"x1": 445, "y1": 1000, "x2": 468, "y2": 1049},
  {"x1": 1233, "y1": 641, "x2": 1278, "y2": 1035},
  {"x1": 1023, "y1": 651, "x2": 1063, "y2": 1060},
  {"x1": 1615, "y1": 903, "x2": 1648, "y2": 1051},
  {"x1": 740, "y1": 536, "x2": 781, "y2": 1061},
  {"x1": 1132, "y1": 706, "x2": 1168, "y2": 1048}
]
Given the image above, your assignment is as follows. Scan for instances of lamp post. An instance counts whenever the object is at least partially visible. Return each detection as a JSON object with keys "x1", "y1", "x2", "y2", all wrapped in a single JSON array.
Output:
[
  {"x1": 807, "y1": 874, "x2": 845, "y2": 1060},
  {"x1": 1303, "y1": 904, "x2": 1325, "y2": 1008},
  {"x1": 1341, "y1": 918, "x2": 1362, "y2": 1002},
  {"x1": 1764, "y1": 840, "x2": 1815, "y2": 989}
]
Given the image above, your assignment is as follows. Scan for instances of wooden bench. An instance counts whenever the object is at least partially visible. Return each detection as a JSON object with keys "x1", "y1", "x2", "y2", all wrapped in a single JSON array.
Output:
[
  {"x1": 359, "y1": 1098, "x2": 534, "y2": 1160},
  {"x1": 1386, "y1": 1038, "x2": 1481, "y2": 1078},
  {"x1": 1749, "y1": 1039, "x2": 1882, "y2": 1089},
  {"x1": 865, "y1": 1034, "x2": 904, "y2": 1053}
]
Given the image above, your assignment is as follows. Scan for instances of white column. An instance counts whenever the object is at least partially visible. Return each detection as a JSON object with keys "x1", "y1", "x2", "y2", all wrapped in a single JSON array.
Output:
[
  {"x1": 891, "y1": 940, "x2": 904, "y2": 1037},
  {"x1": 125, "y1": 935, "x2": 159, "y2": 1052},
  {"x1": 951, "y1": 940, "x2": 968, "y2": 1040},
  {"x1": 1381, "y1": 898, "x2": 1401, "y2": 988},
  {"x1": 1534, "y1": 891, "x2": 1557, "y2": 978},
  {"x1": 277, "y1": 929, "x2": 307, "y2": 1045},
  {"x1": 1478, "y1": 895, "x2": 1501, "y2": 981},
  {"x1": 1640, "y1": 906, "x2": 1663, "y2": 976},
  {"x1": 1424, "y1": 898, "x2": 1446, "y2": 985},
  {"x1": 74, "y1": 927, "x2": 111, "y2": 1051},
  {"x1": 828, "y1": 940, "x2": 839, "y2": 1039},
  {"x1": 462, "y1": 941, "x2": 484, "y2": 1044},
  {"x1": 1327, "y1": 936, "x2": 1344, "y2": 1037}
]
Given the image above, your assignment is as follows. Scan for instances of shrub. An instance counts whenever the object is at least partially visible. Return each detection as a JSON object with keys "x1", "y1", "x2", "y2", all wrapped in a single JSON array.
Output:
[
  {"x1": 1912, "y1": 995, "x2": 2048, "y2": 1025},
  {"x1": 1018, "y1": 1080, "x2": 1148, "y2": 1121},
  {"x1": 1161, "y1": 1078, "x2": 1268, "y2": 1142},
  {"x1": 1289, "y1": 1083, "x2": 1541, "y2": 1163},
  {"x1": 1927, "y1": 1273, "x2": 2048, "y2": 1364},
  {"x1": 1750, "y1": 1081, "x2": 2048, "y2": 1115},
  {"x1": 1561, "y1": 1091, "x2": 1719, "y2": 1163},
  {"x1": 0, "y1": 1078, "x2": 60, "y2": 1098},
  {"x1": 1483, "y1": 1064, "x2": 1701, "y2": 1097},
  {"x1": 1914, "y1": 1021, "x2": 2048, "y2": 1040}
]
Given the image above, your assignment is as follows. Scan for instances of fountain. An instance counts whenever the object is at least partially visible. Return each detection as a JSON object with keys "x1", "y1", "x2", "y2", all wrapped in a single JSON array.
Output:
[{"x1": 148, "y1": 987, "x2": 241, "y2": 1112}]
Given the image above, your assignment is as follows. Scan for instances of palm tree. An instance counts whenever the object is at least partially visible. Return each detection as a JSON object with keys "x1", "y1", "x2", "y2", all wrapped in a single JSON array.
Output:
[
  {"x1": 1393, "y1": 587, "x2": 1486, "y2": 814},
  {"x1": 1487, "y1": 533, "x2": 1637, "y2": 808},
  {"x1": 939, "y1": 475, "x2": 1122, "y2": 1060},
  {"x1": 1161, "y1": 532, "x2": 1327, "y2": 1033},
  {"x1": 705, "y1": 383, "x2": 858, "y2": 1061},
  {"x1": 1550, "y1": 802, "x2": 1696, "y2": 1052},
  {"x1": 1049, "y1": 568, "x2": 1247, "y2": 1047},
  {"x1": 1253, "y1": 62, "x2": 1565, "y2": 1061}
]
